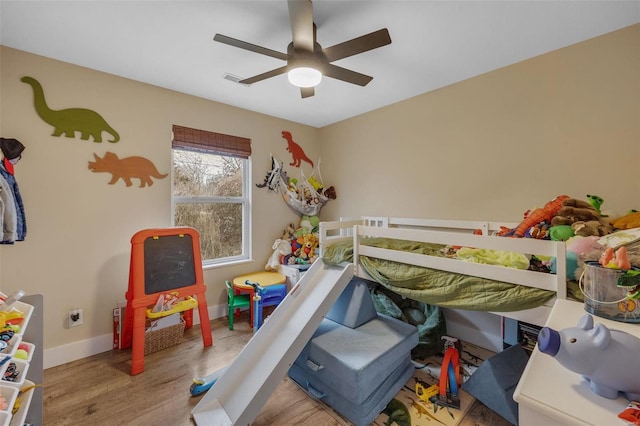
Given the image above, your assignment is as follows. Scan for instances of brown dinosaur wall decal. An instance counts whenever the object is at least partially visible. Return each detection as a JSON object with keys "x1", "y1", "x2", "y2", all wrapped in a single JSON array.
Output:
[
  {"x1": 281, "y1": 131, "x2": 313, "y2": 168},
  {"x1": 88, "y1": 152, "x2": 167, "y2": 187},
  {"x1": 21, "y1": 76, "x2": 120, "y2": 143}
]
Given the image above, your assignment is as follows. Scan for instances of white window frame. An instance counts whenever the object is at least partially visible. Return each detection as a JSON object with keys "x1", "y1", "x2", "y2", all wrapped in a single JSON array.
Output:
[{"x1": 171, "y1": 148, "x2": 252, "y2": 267}]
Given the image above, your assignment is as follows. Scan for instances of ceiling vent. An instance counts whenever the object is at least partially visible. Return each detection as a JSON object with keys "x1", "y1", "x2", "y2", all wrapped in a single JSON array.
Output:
[{"x1": 223, "y1": 73, "x2": 251, "y2": 86}]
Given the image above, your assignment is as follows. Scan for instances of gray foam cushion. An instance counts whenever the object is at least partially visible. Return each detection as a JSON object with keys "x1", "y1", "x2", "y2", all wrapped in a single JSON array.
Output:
[{"x1": 325, "y1": 277, "x2": 378, "y2": 328}]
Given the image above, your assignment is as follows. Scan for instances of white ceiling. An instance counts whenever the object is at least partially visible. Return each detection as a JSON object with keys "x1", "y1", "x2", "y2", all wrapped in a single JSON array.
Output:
[{"x1": 1, "y1": 1, "x2": 639, "y2": 128}]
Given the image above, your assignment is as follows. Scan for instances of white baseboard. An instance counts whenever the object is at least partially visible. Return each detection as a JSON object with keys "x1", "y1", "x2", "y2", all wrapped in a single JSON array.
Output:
[
  {"x1": 44, "y1": 304, "x2": 227, "y2": 369},
  {"x1": 44, "y1": 305, "x2": 507, "y2": 369}
]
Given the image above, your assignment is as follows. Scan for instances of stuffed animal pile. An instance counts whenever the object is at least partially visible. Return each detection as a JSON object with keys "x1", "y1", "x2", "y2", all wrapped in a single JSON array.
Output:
[
  {"x1": 500, "y1": 194, "x2": 640, "y2": 280},
  {"x1": 264, "y1": 215, "x2": 321, "y2": 270},
  {"x1": 505, "y1": 195, "x2": 615, "y2": 241}
]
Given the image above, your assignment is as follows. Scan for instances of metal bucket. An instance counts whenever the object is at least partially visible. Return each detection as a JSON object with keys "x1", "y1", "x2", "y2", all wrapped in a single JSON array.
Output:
[{"x1": 580, "y1": 261, "x2": 640, "y2": 323}]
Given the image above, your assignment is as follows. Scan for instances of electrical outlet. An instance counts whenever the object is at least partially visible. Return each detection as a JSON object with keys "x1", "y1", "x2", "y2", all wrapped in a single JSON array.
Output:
[{"x1": 69, "y1": 308, "x2": 83, "y2": 327}]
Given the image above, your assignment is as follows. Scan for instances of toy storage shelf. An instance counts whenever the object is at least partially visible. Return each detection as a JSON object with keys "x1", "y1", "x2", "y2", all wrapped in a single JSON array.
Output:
[{"x1": 1, "y1": 295, "x2": 42, "y2": 426}]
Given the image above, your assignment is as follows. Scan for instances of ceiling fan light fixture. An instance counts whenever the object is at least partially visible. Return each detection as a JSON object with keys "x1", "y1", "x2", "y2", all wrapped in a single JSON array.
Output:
[
  {"x1": 287, "y1": 66, "x2": 322, "y2": 88},
  {"x1": 213, "y1": 1, "x2": 391, "y2": 97}
]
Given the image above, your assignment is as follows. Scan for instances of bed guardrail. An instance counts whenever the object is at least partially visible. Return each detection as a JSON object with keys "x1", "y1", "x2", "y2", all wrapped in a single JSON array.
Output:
[
  {"x1": 352, "y1": 225, "x2": 567, "y2": 299},
  {"x1": 319, "y1": 216, "x2": 389, "y2": 257},
  {"x1": 319, "y1": 217, "x2": 567, "y2": 299}
]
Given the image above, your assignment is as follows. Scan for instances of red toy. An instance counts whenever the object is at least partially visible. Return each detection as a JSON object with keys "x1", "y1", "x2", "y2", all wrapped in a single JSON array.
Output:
[
  {"x1": 282, "y1": 131, "x2": 314, "y2": 168},
  {"x1": 512, "y1": 195, "x2": 569, "y2": 238}
]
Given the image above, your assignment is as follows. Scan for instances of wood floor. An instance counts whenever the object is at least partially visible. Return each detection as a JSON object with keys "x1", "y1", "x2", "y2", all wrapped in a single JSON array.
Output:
[{"x1": 43, "y1": 313, "x2": 513, "y2": 425}]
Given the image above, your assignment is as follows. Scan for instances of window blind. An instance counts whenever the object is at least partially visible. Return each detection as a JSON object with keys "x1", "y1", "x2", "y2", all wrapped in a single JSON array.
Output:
[{"x1": 172, "y1": 125, "x2": 251, "y2": 159}]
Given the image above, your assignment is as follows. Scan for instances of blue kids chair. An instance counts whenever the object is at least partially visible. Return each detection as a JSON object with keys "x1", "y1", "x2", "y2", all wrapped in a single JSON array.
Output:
[{"x1": 246, "y1": 281, "x2": 287, "y2": 329}]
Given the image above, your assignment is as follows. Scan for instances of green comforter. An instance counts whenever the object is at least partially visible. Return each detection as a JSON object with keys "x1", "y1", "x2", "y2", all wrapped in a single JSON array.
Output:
[{"x1": 323, "y1": 237, "x2": 556, "y2": 311}]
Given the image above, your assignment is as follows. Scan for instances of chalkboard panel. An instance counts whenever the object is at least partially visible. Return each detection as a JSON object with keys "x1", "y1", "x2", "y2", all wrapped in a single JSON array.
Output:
[{"x1": 143, "y1": 234, "x2": 197, "y2": 294}]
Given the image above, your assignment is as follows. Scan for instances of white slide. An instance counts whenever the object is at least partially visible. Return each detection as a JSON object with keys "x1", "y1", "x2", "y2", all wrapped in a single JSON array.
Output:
[{"x1": 191, "y1": 260, "x2": 354, "y2": 425}]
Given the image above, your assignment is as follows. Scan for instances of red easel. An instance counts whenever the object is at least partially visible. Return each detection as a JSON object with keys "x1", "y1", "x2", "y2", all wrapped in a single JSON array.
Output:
[{"x1": 121, "y1": 227, "x2": 213, "y2": 375}]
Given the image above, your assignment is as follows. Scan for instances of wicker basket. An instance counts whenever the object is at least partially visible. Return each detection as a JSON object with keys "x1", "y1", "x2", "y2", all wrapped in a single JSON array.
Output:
[{"x1": 144, "y1": 318, "x2": 185, "y2": 355}]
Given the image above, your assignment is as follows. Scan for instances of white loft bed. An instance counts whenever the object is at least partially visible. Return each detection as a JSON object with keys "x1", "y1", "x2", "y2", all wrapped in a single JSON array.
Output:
[{"x1": 319, "y1": 216, "x2": 569, "y2": 327}]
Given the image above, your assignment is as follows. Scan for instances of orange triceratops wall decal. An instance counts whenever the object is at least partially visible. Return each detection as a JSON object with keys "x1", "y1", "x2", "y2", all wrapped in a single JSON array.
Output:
[{"x1": 88, "y1": 152, "x2": 167, "y2": 188}]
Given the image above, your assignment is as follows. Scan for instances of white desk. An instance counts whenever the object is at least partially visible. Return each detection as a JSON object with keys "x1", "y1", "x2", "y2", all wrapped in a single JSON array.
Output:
[{"x1": 514, "y1": 299, "x2": 640, "y2": 425}]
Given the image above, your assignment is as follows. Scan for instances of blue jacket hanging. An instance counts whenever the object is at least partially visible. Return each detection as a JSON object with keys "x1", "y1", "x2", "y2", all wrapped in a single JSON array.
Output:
[
  {"x1": 0, "y1": 164, "x2": 26, "y2": 243},
  {"x1": 0, "y1": 174, "x2": 17, "y2": 243}
]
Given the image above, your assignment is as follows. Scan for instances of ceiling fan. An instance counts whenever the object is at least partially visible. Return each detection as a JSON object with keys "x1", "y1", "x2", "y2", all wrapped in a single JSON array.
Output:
[{"x1": 214, "y1": 0, "x2": 392, "y2": 98}]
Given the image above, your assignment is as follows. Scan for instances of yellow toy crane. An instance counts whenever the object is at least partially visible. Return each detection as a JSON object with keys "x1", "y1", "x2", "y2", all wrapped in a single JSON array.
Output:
[{"x1": 415, "y1": 381, "x2": 440, "y2": 403}]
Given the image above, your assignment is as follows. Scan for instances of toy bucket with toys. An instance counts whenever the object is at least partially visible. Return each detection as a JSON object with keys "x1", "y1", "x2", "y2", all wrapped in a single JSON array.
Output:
[{"x1": 580, "y1": 261, "x2": 640, "y2": 323}]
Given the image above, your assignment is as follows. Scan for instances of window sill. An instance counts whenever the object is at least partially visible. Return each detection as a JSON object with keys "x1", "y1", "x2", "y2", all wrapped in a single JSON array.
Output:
[{"x1": 203, "y1": 258, "x2": 254, "y2": 271}]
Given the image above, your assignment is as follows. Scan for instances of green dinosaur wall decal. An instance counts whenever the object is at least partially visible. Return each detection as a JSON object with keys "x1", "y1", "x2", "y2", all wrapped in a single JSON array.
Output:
[{"x1": 21, "y1": 76, "x2": 120, "y2": 143}]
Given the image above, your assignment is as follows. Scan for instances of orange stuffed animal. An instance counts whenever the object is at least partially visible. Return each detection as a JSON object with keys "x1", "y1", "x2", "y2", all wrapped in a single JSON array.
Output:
[{"x1": 512, "y1": 195, "x2": 569, "y2": 238}]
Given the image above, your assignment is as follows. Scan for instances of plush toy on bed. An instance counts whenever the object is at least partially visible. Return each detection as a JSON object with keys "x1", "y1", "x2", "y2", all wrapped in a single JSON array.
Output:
[
  {"x1": 570, "y1": 231, "x2": 640, "y2": 280},
  {"x1": 587, "y1": 194, "x2": 607, "y2": 216},
  {"x1": 550, "y1": 198, "x2": 613, "y2": 237},
  {"x1": 550, "y1": 198, "x2": 600, "y2": 225},
  {"x1": 565, "y1": 236, "x2": 604, "y2": 280},
  {"x1": 572, "y1": 220, "x2": 612, "y2": 237},
  {"x1": 611, "y1": 211, "x2": 640, "y2": 230},
  {"x1": 509, "y1": 195, "x2": 569, "y2": 238},
  {"x1": 526, "y1": 222, "x2": 550, "y2": 239}
]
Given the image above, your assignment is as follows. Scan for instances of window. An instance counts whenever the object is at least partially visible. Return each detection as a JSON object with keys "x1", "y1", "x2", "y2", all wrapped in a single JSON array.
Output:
[{"x1": 171, "y1": 125, "x2": 251, "y2": 266}]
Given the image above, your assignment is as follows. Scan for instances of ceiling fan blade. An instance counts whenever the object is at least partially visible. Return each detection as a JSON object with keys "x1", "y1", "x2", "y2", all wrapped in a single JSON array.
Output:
[
  {"x1": 300, "y1": 87, "x2": 314, "y2": 98},
  {"x1": 288, "y1": 0, "x2": 314, "y2": 51},
  {"x1": 240, "y1": 66, "x2": 289, "y2": 85},
  {"x1": 214, "y1": 33, "x2": 288, "y2": 61},
  {"x1": 323, "y1": 64, "x2": 373, "y2": 86},
  {"x1": 323, "y1": 28, "x2": 392, "y2": 62}
]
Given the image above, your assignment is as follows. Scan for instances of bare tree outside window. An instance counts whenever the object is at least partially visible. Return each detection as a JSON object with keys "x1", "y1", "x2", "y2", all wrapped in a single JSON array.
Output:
[{"x1": 172, "y1": 149, "x2": 250, "y2": 264}]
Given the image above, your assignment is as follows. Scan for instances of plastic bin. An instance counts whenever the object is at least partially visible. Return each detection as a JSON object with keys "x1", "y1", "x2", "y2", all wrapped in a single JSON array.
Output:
[
  {"x1": 11, "y1": 342, "x2": 33, "y2": 364},
  {"x1": 2, "y1": 302, "x2": 33, "y2": 337},
  {"x1": 1, "y1": 359, "x2": 29, "y2": 388},
  {"x1": 0, "y1": 385, "x2": 18, "y2": 420},
  {"x1": 0, "y1": 336, "x2": 21, "y2": 360},
  {"x1": 9, "y1": 380, "x2": 34, "y2": 426}
]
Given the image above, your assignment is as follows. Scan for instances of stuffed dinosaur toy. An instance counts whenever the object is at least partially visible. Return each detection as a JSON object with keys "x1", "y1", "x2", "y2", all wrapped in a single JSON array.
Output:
[
  {"x1": 587, "y1": 194, "x2": 606, "y2": 216},
  {"x1": 508, "y1": 195, "x2": 569, "y2": 238}
]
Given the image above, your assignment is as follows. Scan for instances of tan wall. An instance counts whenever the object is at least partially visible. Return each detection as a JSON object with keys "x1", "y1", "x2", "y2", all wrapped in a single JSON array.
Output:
[
  {"x1": 319, "y1": 24, "x2": 640, "y2": 223},
  {"x1": 0, "y1": 46, "x2": 318, "y2": 351}
]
